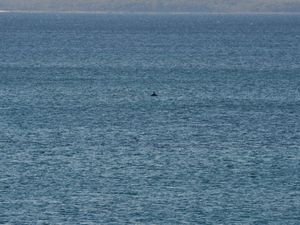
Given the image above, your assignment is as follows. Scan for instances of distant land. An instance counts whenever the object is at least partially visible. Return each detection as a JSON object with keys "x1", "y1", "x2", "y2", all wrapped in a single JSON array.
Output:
[{"x1": 1, "y1": 0, "x2": 300, "y2": 13}]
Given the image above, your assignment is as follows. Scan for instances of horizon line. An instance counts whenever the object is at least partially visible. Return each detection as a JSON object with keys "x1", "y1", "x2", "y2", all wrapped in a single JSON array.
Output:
[{"x1": 1, "y1": 10, "x2": 300, "y2": 15}]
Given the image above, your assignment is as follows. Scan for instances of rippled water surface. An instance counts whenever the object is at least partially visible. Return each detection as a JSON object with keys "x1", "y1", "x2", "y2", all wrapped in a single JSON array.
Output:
[{"x1": 0, "y1": 13, "x2": 300, "y2": 224}]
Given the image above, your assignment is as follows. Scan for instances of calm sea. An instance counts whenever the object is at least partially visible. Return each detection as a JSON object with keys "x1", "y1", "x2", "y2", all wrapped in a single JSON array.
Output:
[{"x1": 0, "y1": 13, "x2": 299, "y2": 224}]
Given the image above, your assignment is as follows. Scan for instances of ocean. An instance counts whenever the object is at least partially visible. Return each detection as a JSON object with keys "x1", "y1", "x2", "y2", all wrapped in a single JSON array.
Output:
[{"x1": 0, "y1": 12, "x2": 299, "y2": 224}]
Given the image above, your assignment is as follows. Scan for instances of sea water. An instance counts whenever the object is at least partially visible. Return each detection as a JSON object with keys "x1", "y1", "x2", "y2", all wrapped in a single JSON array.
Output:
[{"x1": 0, "y1": 13, "x2": 299, "y2": 224}]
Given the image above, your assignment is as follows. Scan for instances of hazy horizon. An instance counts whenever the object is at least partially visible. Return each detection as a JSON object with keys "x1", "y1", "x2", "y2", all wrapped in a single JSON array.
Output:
[{"x1": 1, "y1": 0, "x2": 300, "y2": 13}]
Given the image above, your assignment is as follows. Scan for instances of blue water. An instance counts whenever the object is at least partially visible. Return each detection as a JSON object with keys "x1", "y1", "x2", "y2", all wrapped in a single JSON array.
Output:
[{"x1": 0, "y1": 13, "x2": 300, "y2": 224}]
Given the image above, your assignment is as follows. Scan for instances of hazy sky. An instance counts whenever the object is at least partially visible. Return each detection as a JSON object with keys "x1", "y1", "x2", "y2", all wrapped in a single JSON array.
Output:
[{"x1": 1, "y1": 0, "x2": 300, "y2": 12}]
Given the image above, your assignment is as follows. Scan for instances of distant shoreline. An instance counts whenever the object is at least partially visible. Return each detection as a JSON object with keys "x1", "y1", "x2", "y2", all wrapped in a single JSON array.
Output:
[{"x1": 1, "y1": 10, "x2": 300, "y2": 15}]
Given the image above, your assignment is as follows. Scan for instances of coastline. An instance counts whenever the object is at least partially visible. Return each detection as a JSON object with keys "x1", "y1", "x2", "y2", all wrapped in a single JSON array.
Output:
[{"x1": 1, "y1": 10, "x2": 300, "y2": 15}]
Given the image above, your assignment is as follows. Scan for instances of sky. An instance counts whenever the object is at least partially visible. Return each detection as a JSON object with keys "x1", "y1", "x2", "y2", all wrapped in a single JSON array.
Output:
[{"x1": 1, "y1": 0, "x2": 300, "y2": 12}]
